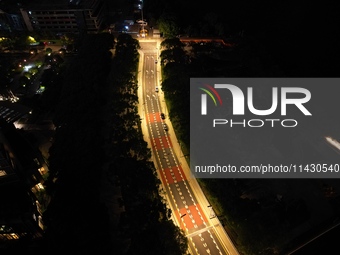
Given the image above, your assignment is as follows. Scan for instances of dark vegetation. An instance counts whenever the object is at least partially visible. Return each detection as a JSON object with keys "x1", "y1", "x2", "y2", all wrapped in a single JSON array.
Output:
[
  {"x1": 23, "y1": 32, "x2": 188, "y2": 254},
  {"x1": 153, "y1": 1, "x2": 340, "y2": 254},
  {"x1": 159, "y1": 36, "x2": 291, "y2": 255},
  {"x1": 147, "y1": 0, "x2": 340, "y2": 76},
  {"x1": 159, "y1": 36, "x2": 340, "y2": 254}
]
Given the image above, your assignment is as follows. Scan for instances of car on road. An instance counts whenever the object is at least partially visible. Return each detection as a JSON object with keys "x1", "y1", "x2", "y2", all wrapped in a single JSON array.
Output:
[
  {"x1": 163, "y1": 123, "x2": 168, "y2": 131},
  {"x1": 160, "y1": 113, "x2": 165, "y2": 119},
  {"x1": 155, "y1": 86, "x2": 159, "y2": 92}
]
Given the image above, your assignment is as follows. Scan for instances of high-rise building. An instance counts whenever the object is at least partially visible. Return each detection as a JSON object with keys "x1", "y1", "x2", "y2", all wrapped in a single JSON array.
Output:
[
  {"x1": 0, "y1": 9, "x2": 26, "y2": 34},
  {"x1": 20, "y1": 0, "x2": 107, "y2": 35},
  {"x1": 0, "y1": 1, "x2": 26, "y2": 36}
]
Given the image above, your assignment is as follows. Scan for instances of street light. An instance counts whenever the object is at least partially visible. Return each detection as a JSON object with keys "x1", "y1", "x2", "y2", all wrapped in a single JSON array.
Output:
[
  {"x1": 178, "y1": 141, "x2": 183, "y2": 158},
  {"x1": 180, "y1": 213, "x2": 187, "y2": 230},
  {"x1": 208, "y1": 205, "x2": 216, "y2": 219},
  {"x1": 162, "y1": 99, "x2": 167, "y2": 116},
  {"x1": 140, "y1": 0, "x2": 144, "y2": 35},
  {"x1": 156, "y1": 47, "x2": 160, "y2": 59}
]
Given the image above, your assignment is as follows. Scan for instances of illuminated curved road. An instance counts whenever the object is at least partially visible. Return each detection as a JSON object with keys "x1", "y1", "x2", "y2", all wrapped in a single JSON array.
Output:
[{"x1": 137, "y1": 39, "x2": 239, "y2": 255}]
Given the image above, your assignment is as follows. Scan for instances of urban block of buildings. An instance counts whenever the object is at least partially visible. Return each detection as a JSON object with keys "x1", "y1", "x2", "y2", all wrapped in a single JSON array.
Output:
[
  {"x1": 0, "y1": 101, "x2": 48, "y2": 246},
  {"x1": 0, "y1": 0, "x2": 107, "y2": 36}
]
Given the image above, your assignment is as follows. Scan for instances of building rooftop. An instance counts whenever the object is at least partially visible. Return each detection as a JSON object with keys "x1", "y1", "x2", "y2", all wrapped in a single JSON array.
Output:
[
  {"x1": 0, "y1": 101, "x2": 31, "y2": 124},
  {"x1": 21, "y1": 0, "x2": 91, "y2": 10}
]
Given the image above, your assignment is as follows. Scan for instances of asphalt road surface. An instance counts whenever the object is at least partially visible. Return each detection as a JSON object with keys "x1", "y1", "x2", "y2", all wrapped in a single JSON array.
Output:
[{"x1": 138, "y1": 39, "x2": 240, "y2": 255}]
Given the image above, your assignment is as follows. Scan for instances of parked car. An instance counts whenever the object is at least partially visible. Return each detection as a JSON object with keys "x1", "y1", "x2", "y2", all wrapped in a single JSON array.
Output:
[{"x1": 160, "y1": 113, "x2": 165, "y2": 119}]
